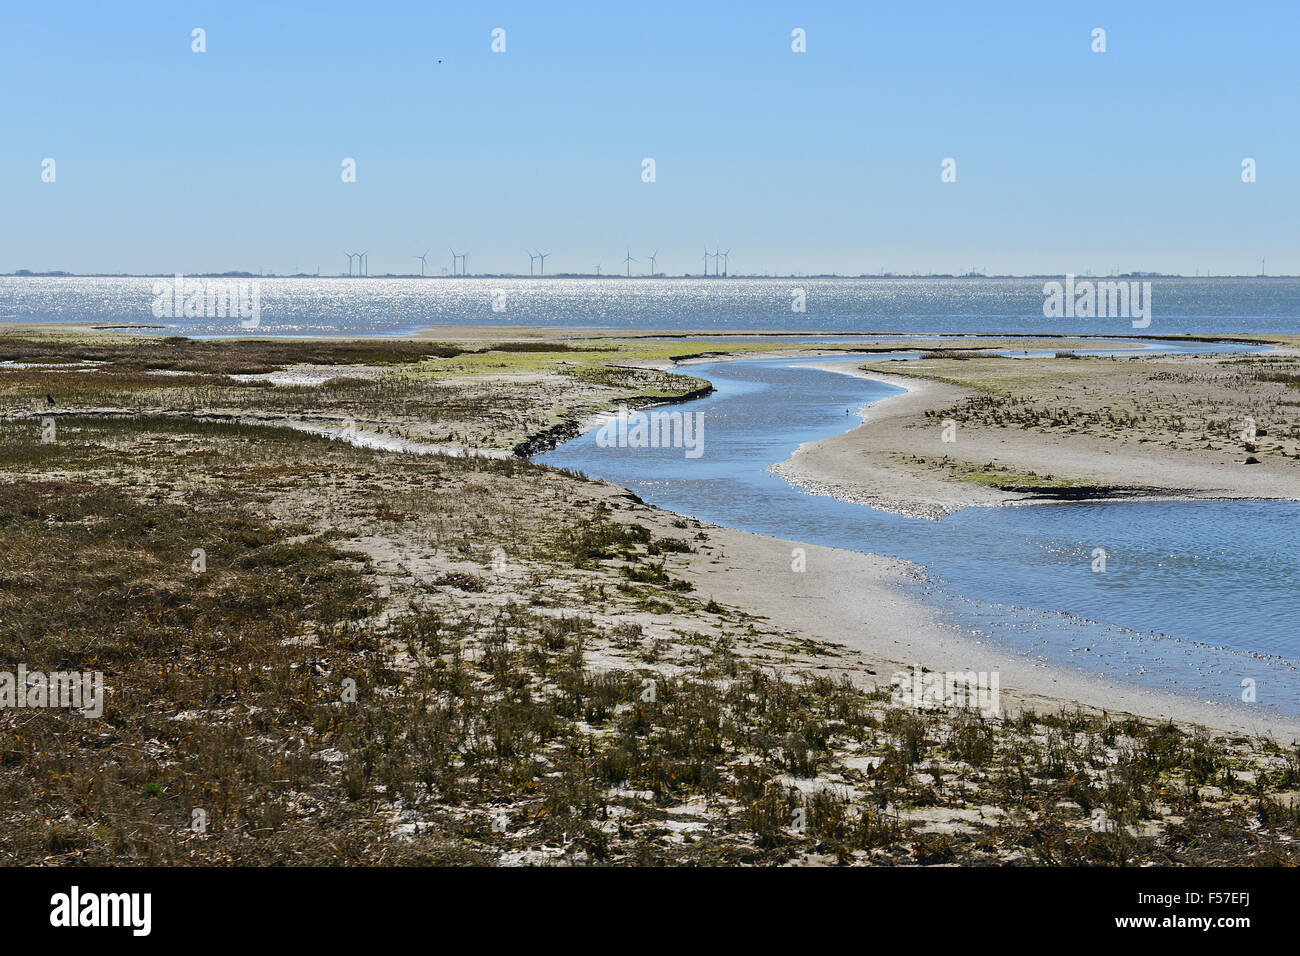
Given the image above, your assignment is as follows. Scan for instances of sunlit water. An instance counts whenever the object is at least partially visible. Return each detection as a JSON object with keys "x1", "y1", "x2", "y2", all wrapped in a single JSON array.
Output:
[
  {"x1": 5, "y1": 275, "x2": 1300, "y2": 337},
  {"x1": 536, "y1": 352, "x2": 1300, "y2": 718}
]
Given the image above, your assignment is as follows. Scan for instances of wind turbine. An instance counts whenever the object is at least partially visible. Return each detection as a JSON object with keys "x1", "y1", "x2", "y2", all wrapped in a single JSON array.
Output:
[
  {"x1": 720, "y1": 249, "x2": 730, "y2": 277},
  {"x1": 595, "y1": 263, "x2": 601, "y2": 276},
  {"x1": 413, "y1": 249, "x2": 430, "y2": 276},
  {"x1": 648, "y1": 250, "x2": 658, "y2": 276},
  {"x1": 702, "y1": 247, "x2": 710, "y2": 277},
  {"x1": 537, "y1": 251, "x2": 550, "y2": 276},
  {"x1": 450, "y1": 249, "x2": 464, "y2": 276},
  {"x1": 358, "y1": 251, "x2": 369, "y2": 277},
  {"x1": 528, "y1": 251, "x2": 538, "y2": 276},
  {"x1": 623, "y1": 247, "x2": 637, "y2": 277},
  {"x1": 345, "y1": 251, "x2": 358, "y2": 276}
]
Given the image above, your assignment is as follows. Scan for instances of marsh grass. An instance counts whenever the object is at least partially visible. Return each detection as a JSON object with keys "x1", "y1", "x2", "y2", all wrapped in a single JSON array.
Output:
[
  {"x1": 2, "y1": 335, "x2": 712, "y2": 454},
  {"x1": 1, "y1": 331, "x2": 1297, "y2": 865},
  {"x1": 899, "y1": 351, "x2": 1300, "y2": 459},
  {"x1": 0, "y1": 334, "x2": 467, "y2": 374}
]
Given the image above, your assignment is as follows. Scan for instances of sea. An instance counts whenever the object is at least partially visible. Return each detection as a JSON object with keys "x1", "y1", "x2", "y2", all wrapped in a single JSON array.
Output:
[{"x1": 3, "y1": 275, "x2": 1299, "y2": 337}]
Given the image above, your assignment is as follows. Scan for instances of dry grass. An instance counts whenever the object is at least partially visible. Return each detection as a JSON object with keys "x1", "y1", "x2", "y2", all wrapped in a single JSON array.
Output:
[
  {"x1": 1, "y1": 332, "x2": 1297, "y2": 865},
  {"x1": 865, "y1": 352, "x2": 1300, "y2": 461}
]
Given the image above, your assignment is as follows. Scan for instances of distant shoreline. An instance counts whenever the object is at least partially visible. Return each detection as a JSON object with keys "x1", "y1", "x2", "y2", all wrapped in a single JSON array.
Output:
[
  {"x1": 4, "y1": 320, "x2": 1290, "y2": 350},
  {"x1": 4, "y1": 272, "x2": 1297, "y2": 281}
]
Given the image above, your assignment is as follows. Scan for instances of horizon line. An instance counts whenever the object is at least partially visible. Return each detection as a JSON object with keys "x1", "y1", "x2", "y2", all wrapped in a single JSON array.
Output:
[{"x1": 4, "y1": 271, "x2": 1294, "y2": 280}]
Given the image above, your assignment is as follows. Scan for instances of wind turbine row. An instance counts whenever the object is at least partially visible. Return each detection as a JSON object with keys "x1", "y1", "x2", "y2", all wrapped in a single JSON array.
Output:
[
  {"x1": 344, "y1": 251, "x2": 369, "y2": 276},
  {"x1": 343, "y1": 248, "x2": 731, "y2": 277},
  {"x1": 700, "y1": 247, "x2": 730, "y2": 277}
]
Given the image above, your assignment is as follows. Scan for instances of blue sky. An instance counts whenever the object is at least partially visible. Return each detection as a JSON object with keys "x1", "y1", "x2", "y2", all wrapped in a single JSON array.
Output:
[{"x1": 2, "y1": 1, "x2": 1296, "y2": 276}]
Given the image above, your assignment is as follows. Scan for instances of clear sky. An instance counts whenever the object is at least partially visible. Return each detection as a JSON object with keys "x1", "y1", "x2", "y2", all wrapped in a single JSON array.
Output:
[{"x1": 3, "y1": 1, "x2": 1296, "y2": 276}]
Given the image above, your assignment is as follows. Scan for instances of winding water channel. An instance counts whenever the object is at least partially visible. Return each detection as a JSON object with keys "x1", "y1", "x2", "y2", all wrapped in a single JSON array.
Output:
[{"x1": 536, "y1": 342, "x2": 1300, "y2": 719}]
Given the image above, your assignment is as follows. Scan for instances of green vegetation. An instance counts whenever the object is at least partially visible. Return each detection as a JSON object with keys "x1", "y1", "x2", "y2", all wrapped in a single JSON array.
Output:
[
  {"x1": 0, "y1": 333, "x2": 720, "y2": 453},
  {"x1": 1, "y1": 329, "x2": 1296, "y2": 865},
  {"x1": 894, "y1": 454, "x2": 1098, "y2": 492},
  {"x1": 877, "y1": 350, "x2": 1300, "y2": 459}
]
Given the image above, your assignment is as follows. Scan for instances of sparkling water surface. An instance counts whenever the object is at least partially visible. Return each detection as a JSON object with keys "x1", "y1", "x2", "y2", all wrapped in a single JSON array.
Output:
[{"x1": 4, "y1": 276, "x2": 1300, "y2": 337}]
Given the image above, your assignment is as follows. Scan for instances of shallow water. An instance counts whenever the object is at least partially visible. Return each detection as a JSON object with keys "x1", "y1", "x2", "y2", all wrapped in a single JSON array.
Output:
[
  {"x1": 5, "y1": 275, "x2": 1300, "y2": 337},
  {"x1": 536, "y1": 352, "x2": 1300, "y2": 718}
]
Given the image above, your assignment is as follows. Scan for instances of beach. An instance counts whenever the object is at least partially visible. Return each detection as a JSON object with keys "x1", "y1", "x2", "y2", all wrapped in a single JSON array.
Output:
[
  {"x1": 3, "y1": 322, "x2": 1299, "y2": 865},
  {"x1": 677, "y1": 524, "x2": 1300, "y2": 739}
]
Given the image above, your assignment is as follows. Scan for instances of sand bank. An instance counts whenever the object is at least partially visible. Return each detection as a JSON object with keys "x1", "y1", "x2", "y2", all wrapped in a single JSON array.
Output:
[
  {"x1": 678, "y1": 519, "x2": 1300, "y2": 740},
  {"x1": 770, "y1": 358, "x2": 1300, "y2": 519}
]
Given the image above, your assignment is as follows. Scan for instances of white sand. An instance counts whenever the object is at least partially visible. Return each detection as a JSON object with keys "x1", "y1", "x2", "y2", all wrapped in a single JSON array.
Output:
[
  {"x1": 647, "y1": 351, "x2": 1300, "y2": 738},
  {"x1": 681, "y1": 522, "x2": 1300, "y2": 740}
]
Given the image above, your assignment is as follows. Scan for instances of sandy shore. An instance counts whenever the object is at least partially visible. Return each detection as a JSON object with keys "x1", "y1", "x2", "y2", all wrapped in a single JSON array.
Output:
[
  {"x1": 622, "y1": 347, "x2": 1300, "y2": 737},
  {"x1": 771, "y1": 358, "x2": 1300, "y2": 519},
  {"x1": 540, "y1": 362, "x2": 1300, "y2": 739},
  {"x1": 672, "y1": 515, "x2": 1300, "y2": 740}
]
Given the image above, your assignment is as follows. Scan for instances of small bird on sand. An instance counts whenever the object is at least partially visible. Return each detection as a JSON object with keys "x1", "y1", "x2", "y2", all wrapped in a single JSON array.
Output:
[{"x1": 46, "y1": 394, "x2": 55, "y2": 406}]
